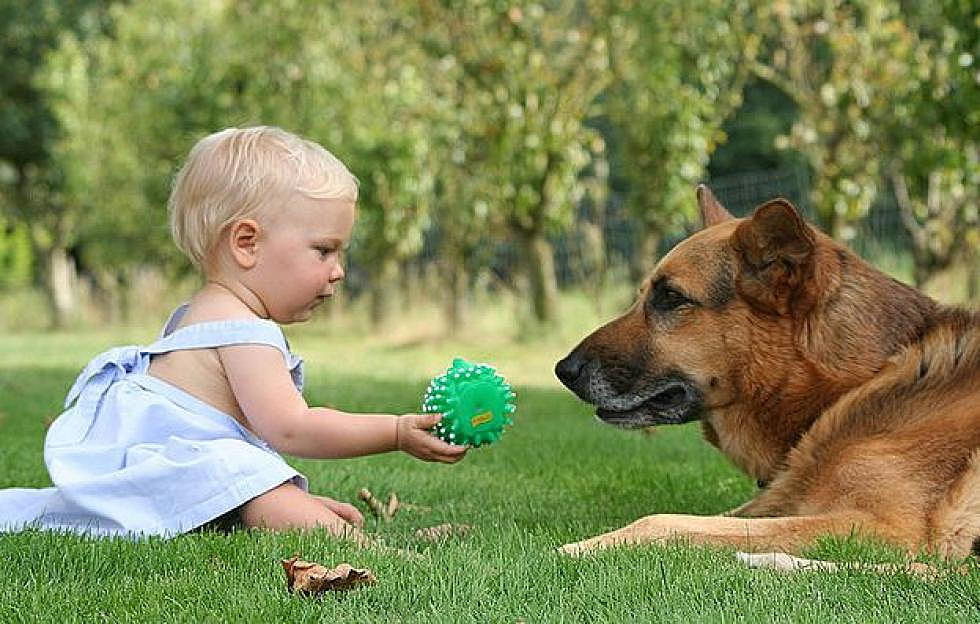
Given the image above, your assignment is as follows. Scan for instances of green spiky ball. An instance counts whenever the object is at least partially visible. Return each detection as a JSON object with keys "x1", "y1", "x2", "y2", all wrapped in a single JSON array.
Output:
[{"x1": 422, "y1": 357, "x2": 516, "y2": 448}]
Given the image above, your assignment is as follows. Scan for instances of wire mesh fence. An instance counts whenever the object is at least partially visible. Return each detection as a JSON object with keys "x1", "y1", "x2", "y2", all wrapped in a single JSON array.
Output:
[{"x1": 344, "y1": 164, "x2": 933, "y2": 296}]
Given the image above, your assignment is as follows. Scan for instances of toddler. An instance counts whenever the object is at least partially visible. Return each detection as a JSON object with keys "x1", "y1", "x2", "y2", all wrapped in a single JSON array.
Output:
[{"x1": 0, "y1": 126, "x2": 466, "y2": 542}]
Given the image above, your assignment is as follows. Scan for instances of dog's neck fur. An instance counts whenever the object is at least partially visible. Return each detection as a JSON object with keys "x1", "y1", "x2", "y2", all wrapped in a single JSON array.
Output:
[
  {"x1": 721, "y1": 243, "x2": 940, "y2": 482},
  {"x1": 801, "y1": 243, "x2": 939, "y2": 378}
]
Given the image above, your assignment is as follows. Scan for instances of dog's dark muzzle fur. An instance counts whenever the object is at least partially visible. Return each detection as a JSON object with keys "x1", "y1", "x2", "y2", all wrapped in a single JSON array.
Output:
[{"x1": 555, "y1": 348, "x2": 703, "y2": 427}]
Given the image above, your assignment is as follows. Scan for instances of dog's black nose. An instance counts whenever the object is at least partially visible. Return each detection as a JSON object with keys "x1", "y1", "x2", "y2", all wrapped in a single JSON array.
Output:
[{"x1": 555, "y1": 351, "x2": 586, "y2": 388}]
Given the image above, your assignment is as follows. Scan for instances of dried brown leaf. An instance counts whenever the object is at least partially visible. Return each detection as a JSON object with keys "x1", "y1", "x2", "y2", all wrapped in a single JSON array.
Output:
[{"x1": 281, "y1": 555, "x2": 377, "y2": 594}]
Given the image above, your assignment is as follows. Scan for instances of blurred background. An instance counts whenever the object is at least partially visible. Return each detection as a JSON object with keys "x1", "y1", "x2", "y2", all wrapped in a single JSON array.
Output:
[{"x1": 1, "y1": 0, "x2": 978, "y2": 339}]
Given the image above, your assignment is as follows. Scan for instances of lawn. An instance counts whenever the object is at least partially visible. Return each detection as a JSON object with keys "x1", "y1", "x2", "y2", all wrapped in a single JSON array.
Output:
[{"x1": 1, "y1": 320, "x2": 978, "y2": 623}]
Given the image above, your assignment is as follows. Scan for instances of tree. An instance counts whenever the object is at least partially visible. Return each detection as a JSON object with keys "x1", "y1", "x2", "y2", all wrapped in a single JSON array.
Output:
[
  {"x1": 416, "y1": 0, "x2": 611, "y2": 326},
  {"x1": 603, "y1": 0, "x2": 764, "y2": 280},
  {"x1": 42, "y1": 0, "x2": 247, "y2": 321},
  {"x1": 883, "y1": 1, "x2": 980, "y2": 290},
  {"x1": 332, "y1": 5, "x2": 437, "y2": 328},
  {"x1": 754, "y1": 0, "x2": 917, "y2": 241},
  {"x1": 0, "y1": 0, "x2": 115, "y2": 327},
  {"x1": 46, "y1": 0, "x2": 443, "y2": 328}
]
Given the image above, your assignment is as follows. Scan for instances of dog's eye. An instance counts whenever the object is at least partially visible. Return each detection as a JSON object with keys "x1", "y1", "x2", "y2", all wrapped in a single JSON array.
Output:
[{"x1": 647, "y1": 281, "x2": 692, "y2": 313}]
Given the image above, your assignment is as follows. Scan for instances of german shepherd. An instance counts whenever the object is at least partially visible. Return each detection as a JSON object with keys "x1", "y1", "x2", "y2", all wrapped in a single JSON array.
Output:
[{"x1": 555, "y1": 185, "x2": 980, "y2": 562}]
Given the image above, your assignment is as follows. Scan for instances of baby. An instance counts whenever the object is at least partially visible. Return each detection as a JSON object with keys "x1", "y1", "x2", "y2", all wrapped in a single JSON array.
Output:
[{"x1": 0, "y1": 126, "x2": 467, "y2": 542}]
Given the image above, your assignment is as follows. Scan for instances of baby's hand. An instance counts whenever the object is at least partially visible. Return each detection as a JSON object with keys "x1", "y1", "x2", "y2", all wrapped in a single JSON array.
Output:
[{"x1": 396, "y1": 413, "x2": 468, "y2": 463}]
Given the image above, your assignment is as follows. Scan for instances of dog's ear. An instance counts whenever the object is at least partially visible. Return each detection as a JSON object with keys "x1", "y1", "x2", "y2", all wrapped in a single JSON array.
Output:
[
  {"x1": 731, "y1": 198, "x2": 815, "y2": 314},
  {"x1": 697, "y1": 184, "x2": 734, "y2": 228}
]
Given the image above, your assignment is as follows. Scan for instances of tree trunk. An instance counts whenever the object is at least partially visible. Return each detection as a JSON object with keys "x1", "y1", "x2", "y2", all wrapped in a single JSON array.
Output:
[
  {"x1": 42, "y1": 244, "x2": 79, "y2": 330},
  {"x1": 116, "y1": 270, "x2": 134, "y2": 325},
  {"x1": 399, "y1": 260, "x2": 421, "y2": 311},
  {"x1": 629, "y1": 229, "x2": 662, "y2": 284},
  {"x1": 436, "y1": 223, "x2": 470, "y2": 335},
  {"x1": 369, "y1": 254, "x2": 399, "y2": 329},
  {"x1": 579, "y1": 220, "x2": 607, "y2": 312},
  {"x1": 443, "y1": 254, "x2": 468, "y2": 336},
  {"x1": 515, "y1": 227, "x2": 559, "y2": 325},
  {"x1": 27, "y1": 221, "x2": 78, "y2": 330},
  {"x1": 911, "y1": 249, "x2": 934, "y2": 290},
  {"x1": 968, "y1": 253, "x2": 979, "y2": 302}
]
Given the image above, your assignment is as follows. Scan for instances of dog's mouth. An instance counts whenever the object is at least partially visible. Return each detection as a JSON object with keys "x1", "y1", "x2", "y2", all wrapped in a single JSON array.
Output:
[
  {"x1": 554, "y1": 354, "x2": 704, "y2": 427},
  {"x1": 594, "y1": 377, "x2": 703, "y2": 428}
]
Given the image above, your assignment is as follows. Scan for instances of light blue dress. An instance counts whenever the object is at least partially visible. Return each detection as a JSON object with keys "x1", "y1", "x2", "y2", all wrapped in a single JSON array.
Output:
[{"x1": 0, "y1": 304, "x2": 308, "y2": 537}]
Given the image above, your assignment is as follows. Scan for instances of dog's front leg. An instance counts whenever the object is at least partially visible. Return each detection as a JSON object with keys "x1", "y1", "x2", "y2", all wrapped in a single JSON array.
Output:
[
  {"x1": 558, "y1": 511, "x2": 875, "y2": 556},
  {"x1": 559, "y1": 514, "x2": 679, "y2": 555}
]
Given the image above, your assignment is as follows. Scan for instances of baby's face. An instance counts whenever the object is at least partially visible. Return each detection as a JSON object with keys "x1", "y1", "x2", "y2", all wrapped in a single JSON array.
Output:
[{"x1": 249, "y1": 193, "x2": 356, "y2": 323}]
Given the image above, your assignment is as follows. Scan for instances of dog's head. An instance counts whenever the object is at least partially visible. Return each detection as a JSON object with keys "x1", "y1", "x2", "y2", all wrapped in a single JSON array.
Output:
[{"x1": 555, "y1": 185, "x2": 822, "y2": 430}]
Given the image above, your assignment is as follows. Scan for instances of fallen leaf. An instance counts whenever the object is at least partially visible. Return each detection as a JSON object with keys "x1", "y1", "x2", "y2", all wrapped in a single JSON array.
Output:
[
  {"x1": 281, "y1": 556, "x2": 377, "y2": 594},
  {"x1": 414, "y1": 523, "x2": 473, "y2": 541}
]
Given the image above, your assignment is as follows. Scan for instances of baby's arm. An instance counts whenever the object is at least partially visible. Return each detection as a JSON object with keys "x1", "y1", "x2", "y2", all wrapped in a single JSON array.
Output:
[{"x1": 218, "y1": 344, "x2": 466, "y2": 462}]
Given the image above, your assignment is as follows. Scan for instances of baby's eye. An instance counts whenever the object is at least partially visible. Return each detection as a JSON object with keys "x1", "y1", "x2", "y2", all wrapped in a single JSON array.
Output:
[{"x1": 315, "y1": 246, "x2": 336, "y2": 258}]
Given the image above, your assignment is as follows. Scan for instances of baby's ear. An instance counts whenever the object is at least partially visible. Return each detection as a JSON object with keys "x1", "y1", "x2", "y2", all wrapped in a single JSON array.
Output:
[{"x1": 228, "y1": 219, "x2": 260, "y2": 269}]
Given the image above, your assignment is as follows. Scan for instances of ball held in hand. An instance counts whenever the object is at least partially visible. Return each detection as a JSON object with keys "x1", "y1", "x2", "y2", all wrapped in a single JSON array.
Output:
[{"x1": 421, "y1": 357, "x2": 516, "y2": 448}]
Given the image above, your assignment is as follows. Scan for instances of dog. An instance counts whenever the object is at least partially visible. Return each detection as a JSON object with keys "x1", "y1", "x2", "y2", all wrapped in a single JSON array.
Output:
[{"x1": 555, "y1": 185, "x2": 980, "y2": 563}]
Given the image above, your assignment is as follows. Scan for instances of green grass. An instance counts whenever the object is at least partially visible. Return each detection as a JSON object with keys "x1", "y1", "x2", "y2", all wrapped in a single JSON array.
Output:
[{"x1": 1, "y1": 323, "x2": 979, "y2": 623}]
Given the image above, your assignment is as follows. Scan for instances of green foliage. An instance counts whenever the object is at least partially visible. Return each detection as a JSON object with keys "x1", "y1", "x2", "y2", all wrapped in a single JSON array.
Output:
[
  {"x1": 416, "y1": 1, "x2": 610, "y2": 236},
  {"x1": 756, "y1": 0, "x2": 926, "y2": 239},
  {"x1": 876, "y1": 1, "x2": 980, "y2": 285},
  {"x1": 2, "y1": 0, "x2": 978, "y2": 327},
  {"x1": 0, "y1": 0, "x2": 67, "y2": 172},
  {"x1": 388, "y1": 1, "x2": 616, "y2": 324},
  {"x1": 607, "y1": 1, "x2": 763, "y2": 224},
  {"x1": 42, "y1": 0, "x2": 247, "y2": 279},
  {"x1": 0, "y1": 219, "x2": 32, "y2": 289},
  {"x1": 709, "y1": 78, "x2": 805, "y2": 175},
  {"x1": 0, "y1": 1, "x2": 108, "y2": 328}
]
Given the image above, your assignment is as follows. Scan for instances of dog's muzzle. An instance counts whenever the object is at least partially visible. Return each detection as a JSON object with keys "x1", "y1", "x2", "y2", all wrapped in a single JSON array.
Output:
[{"x1": 555, "y1": 350, "x2": 703, "y2": 427}]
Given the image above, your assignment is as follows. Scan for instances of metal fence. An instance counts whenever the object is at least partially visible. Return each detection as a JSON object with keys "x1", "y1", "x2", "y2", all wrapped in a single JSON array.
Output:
[{"x1": 346, "y1": 165, "x2": 924, "y2": 294}]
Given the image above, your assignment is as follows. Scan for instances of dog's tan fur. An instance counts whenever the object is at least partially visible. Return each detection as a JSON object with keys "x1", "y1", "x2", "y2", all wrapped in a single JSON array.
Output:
[{"x1": 556, "y1": 186, "x2": 980, "y2": 559}]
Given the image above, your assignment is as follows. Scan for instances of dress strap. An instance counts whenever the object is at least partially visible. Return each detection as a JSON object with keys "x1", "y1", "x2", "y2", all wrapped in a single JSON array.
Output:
[
  {"x1": 148, "y1": 302, "x2": 293, "y2": 359},
  {"x1": 146, "y1": 307, "x2": 305, "y2": 391},
  {"x1": 145, "y1": 319, "x2": 291, "y2": 360}
]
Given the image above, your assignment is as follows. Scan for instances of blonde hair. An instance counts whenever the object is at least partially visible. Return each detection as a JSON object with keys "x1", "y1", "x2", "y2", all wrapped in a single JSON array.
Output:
[{"x1": 168, "y1": 126, "x2": 358, "y2": 269}]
